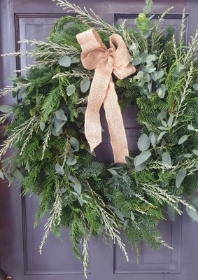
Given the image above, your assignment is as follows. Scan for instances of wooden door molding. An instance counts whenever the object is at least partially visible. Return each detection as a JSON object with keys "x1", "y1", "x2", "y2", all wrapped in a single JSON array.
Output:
[{"x1": 1, "y1": 1, "x2": 198, "y2": 280}]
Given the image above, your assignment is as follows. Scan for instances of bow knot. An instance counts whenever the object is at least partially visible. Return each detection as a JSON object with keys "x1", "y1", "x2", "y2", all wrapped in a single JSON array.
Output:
[{"x1": 76, "y1": 28, "x2": 136, "y2": 163}]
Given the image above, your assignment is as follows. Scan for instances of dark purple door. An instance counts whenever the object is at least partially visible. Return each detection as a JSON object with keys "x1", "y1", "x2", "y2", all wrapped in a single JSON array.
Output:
[{"x1": 0, "y1": 1, "x2": 198, "y2": 280}]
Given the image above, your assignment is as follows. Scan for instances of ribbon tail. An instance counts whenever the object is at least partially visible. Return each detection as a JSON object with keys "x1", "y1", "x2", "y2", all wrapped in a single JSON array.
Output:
[
  {"x1": 85, "y1": 64, "x2": 111, "y2": 152},
  {"x1": 104, "y1": 79, "x2": 129, "y2": 163}
]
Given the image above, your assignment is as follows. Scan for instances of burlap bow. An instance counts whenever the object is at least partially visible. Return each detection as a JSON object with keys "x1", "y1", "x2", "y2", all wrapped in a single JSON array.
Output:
[{"x1": 76, "y1": 28, "x2": 136, "y2": 163}]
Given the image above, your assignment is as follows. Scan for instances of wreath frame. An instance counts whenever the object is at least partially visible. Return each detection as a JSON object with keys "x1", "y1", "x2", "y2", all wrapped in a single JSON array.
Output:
[{"x1": 1, "y1": 0, "x2": 198, "y2": 277}]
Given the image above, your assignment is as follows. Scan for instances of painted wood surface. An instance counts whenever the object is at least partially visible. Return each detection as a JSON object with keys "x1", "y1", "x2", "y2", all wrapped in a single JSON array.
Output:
[{"x1": 0, "y1": 1, "x2": 198, "y2": 279}]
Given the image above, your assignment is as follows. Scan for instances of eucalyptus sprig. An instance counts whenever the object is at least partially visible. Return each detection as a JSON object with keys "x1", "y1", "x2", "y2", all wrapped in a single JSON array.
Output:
[{"x1": 1, "y1": 0, "x2": 198, "y2": 277}]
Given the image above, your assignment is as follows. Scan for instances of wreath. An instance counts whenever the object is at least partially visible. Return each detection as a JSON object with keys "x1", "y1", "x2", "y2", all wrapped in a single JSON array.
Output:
[{"x1": 1, "y1": 0, "x2": 198, "y2": 277}]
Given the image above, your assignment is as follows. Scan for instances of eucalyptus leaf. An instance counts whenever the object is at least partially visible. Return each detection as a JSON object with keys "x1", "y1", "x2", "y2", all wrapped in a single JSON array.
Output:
[
  {"x1": 161, "y1": 84, "x2": 167, "y2": 91},
  {"x1": 135, "y1": 16, "x2": 150, "y2": 33},
  {"x1": 174, "y1": 63, "x2": 185, "y2": 77},
  {"x1": 84, "y1": 194, "x2": 91, "y2": 199},
  {"x1": 73, "y1": 183, "x2": 81, "y2": 195},
  {"x1": 137, "y1": 133, "x2": 150, "y2": 151},
  {"x1": 78, "y1": 196, "x2": 83, "y2": 206},
  {"x1": 176, "y1": 63, "x2": 185, "y2": 72},
  {"x1": 55, "y1": 109, "x2": 67, "y2": 121},
  {"x1": 162, "y1": 152, "x2": 172, "y2": 166},
  {"x1": 77, "y1": 107, "x2": 86, "y2": 114},
  {"x1": 192, "y1": 197, "x2": 198, "y2": 208},
  {"x1": 157, "y1": 110, "x2": 167, "y2": 120},
  {"x1": 193, "y1": 84, "x2": 198, "y2": 91},
  {"x1": 157, "y1": 131, "x2": 167, "y2": 142},
  {"x1": 68, "y1": 175, "x2": 78, "y2": 184},
  {"x1": 161, "y1": 120, "x2": 167, "y2": 127},
  {"x1": 0, "y1": 105, "x2": 13, "y2": 113},
  {"x1": 184, "y1": 154, "x2": 192, "y2": 158},
  {"x1": 131, "y1": 211, "x2": 135, "y2": 221},
  {"x1": 158, "y1": 126, "x2": 169, "y2": 130},
  {"x1": 193, "y1": 149, "x2": 198, "y2": 156},
  {"x1": 129, "y1": 43, "x2": 140, "y2": 57},
  {"x1": 66, "y1": 153, "x2": 77, "y2": 166},
  {"x1": 156, "y1": 147, "x2": 163, "y2": 155},
  {"x1": 135, "y1": 163, "x2": 146, "y2": 171},
  {"x1": 67, "y1": 158, "x2": 77, "y2": 166},
  {"x1": 152, "y1": 70, "x2": 164, "y2": 81},
  {"x1": 69, "y1": 137, "x2": 79, "y2": 151},
  {"x1": 196, "y1": 162, "x2": 198, "y2": 169},
  {"x1": 144, "y1": 73, "x2": 151, "y2": 82},
  {"x1": 67, "y1": 84, "x2": 76, "y2": 96},
  {"x1": 13, "y1": 169, "x2": 24, "y2": 181},
  {"x1": 71, "y1": 56, "x2": 80, "y2": 63},
  {"x1": 132, "y1": 56, "x2": 143, "y2": 65},
  {"x1": 60, "y1": 188, "x2": 66, "y2": 194},
  {"x1": 150, "y1": 133, "x2": 157, "y2": 147},
  {"x1": 176, "y1": 169, "x2": 187, "y2": 188},
  {"x1": 53, "y1": 118, "x2": 61, "y2": 128},
  {"x1": 188, "y1": 124, "x2": 195, "y2": 130},
  {"x1": 167, "y1": 114, "x2": 174, "y2": 127},
  {"x1": 157, "y1": 88, "x2": 165, "y2": 98},
  {"x1": 125, "y1": 156, "x2": 134, "y2": 166},
  {"x1": 55, "y1": 163, "x2": 64, "y2": 175},
  {"x1": 134, "y1": 151, "x2": 151, "y2": 166},
  {"x1": 12, "y1": 90, "x2": 18, "y2": 98},
  {"x1": 145, "y1": 64, "x2": 156, "y2": 73},
  {"x1": 143, "y1": 5, "x2": 151, "y2": 15},
  {"x1": 80, "y1": 78, "x2": 91, "y2": 93},
  {"x1": 167, "y1": 205, "x2": 176, "y2": 222},
  {"x1": 136, "y1": 71, "x2": 144, "y2": 80},
  {"x1": 54, "y1": 120, "x2": 65, "y2": 132},
  {"x1": 51, "y1": 127, "x2": 61, "y2": 136},
  {"x1": 132, "y1": 49, "x2": 140, "y2": 57},
  {"x1": 58, "y1": 56, "x2": 71, "y2": 67},
  {"x1": 148, "y1": 14, "x2": 156, "y2": 21},
  {"x1": 176, "y1": 155, "x2": 183, "y2": 162},
  {"x1": 72, "y1": 191, "x2": 79, "y2": 197},
  {"x1": 145, "y1": 54, "x2": 158, "y2": 63},
  {"x1": 0, "y1": 170, "x2": 4, "y2": 180},
  {"x1": 18, "y1": 87, "x2": 26, "y2": 99},
  {"x1": 144, "y1": 28, "x2": 153, "y2": 39},
  {"x1": 36, "y1": 97, "x2": 40, "y2": 104},
  {"x1": 186, "y1": 205, "x2": 198, "y2": 222},
  {"x1": 107, "y1": 168, "x2": 118, "y2": 175},
  {"x1": 40, "y1": 121, "x2": 45, "y2": 131},
  {"x1": 178, "y1": 135, "x2": 189, "y2": 145},
  {"x1": 129, "y1": 43, "x2": 138, "y2": 51},
  {"x1": 137, "y1": 81, "x2": 147, "y2": 88},
  {"x1": 147, "y1": 81, "x2": 152, "y2": 93}
]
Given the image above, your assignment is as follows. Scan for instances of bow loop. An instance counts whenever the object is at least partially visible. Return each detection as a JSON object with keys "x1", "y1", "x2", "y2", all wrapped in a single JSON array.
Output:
[
  {"x1": 77, "y1": 29, "x2": 106, "y2": 70},
  {"x1": 77, "y1": 28, "x2": 105, "y2": 52},
  {"x1": 76, "y1": 28, "x2": 136, "y2": 163}
]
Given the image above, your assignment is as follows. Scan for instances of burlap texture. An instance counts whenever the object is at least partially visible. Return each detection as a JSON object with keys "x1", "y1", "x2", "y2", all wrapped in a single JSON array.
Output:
[{"x1": 76, "y1": 28, "x2": 136, "y2": 163}]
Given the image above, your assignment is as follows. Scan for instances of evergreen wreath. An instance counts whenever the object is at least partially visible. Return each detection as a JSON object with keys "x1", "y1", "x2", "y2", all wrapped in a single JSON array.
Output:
[{"x1": 1, "y1": 0, "x2": 198, "y2": 277}]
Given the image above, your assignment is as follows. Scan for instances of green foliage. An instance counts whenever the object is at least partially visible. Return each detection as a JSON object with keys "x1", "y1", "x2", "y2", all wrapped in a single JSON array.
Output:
[
  {"x1": 80, "y1": 162, "x2": 104, "y2": 179},
  {"x1": 1, "y1": 0, "x2": 198, "y2": 277}
]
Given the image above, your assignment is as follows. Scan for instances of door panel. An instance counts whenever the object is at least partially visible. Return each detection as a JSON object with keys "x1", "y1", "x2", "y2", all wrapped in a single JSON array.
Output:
[
  {"x1": 16, "y1": 16, "x2": 63, "y2": 70},
  {"x1": 24, "y1": 197, "x2": 84, "y2": 275},
  {"x1": 115, "y1": 216, "x2": 181, "y2": 275},
  {"x1": 1, "y1": 1, "x2": 198, "y2": 280}
]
